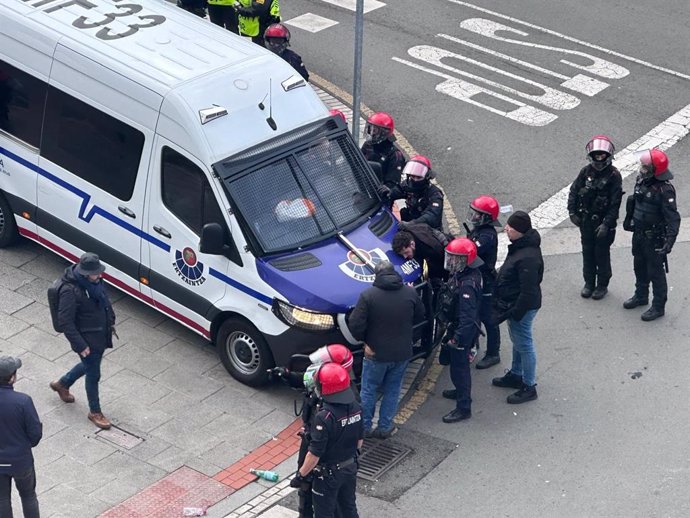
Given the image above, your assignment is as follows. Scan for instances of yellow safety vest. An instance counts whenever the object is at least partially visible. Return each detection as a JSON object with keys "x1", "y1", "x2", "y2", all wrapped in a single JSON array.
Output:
[
  {"x1": 238, "y1": 0, "x2": 280, "y2": 37},
  {"x1": 207, "y1": 0, "x2": 234, "y2": 6}
]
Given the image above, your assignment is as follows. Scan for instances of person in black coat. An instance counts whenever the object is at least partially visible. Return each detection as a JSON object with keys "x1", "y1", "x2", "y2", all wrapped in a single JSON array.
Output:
[
  {"x1": 0, "y1": 356, "x2": 42, "y2": 518},
  {"x1": 348, "y1": 261, "x2": 424, "y2": 439},
  {"x1": 491, "y1": 211, "x2": 544, "y2": 405},
  {"x1": 361, "y1": 112, "x2": 406, "y2": 189},
  {"x1": 49, "y1": 253, "x2": 116, "y2": 430}
]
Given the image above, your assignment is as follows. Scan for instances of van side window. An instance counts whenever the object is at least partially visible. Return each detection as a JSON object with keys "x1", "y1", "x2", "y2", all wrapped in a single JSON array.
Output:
[
  {"x1": 41, "y1": 86, "x2": 144, "y2": 201},
  {"x1": 0, "y1": 60, "x2": 47, "y2": 148},
  {"x1": 162, "y1": 147, "x2": 225, "y2": 236}
]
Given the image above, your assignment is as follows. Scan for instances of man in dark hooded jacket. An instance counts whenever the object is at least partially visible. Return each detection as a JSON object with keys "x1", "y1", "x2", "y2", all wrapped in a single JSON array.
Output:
[
  {"x1": 348, "y1": 261, "x2": 424, "y2": 439},
  {"x1": 491, "y1": 212, "x2": 543, "y2": 405},
  {"x1": 49, "y1": 253, "x2": 116, "y2": 430}
]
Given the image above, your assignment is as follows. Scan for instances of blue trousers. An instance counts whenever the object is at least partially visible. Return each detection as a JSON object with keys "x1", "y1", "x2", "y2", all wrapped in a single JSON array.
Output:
[
  {"x1": 507, "y1": 309, "x2": 538, "y2": 386},
  {"x1": 360, "y1": 358, "x2": 408, "y2": 432},
  {"x1": 60, "y1": 352, "x2": 103, "y2": 413}
]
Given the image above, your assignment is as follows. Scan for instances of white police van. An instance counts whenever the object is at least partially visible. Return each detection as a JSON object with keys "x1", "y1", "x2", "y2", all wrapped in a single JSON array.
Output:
[{"x1": 0, "y1": 0, "x2": 423, "y2": 385}]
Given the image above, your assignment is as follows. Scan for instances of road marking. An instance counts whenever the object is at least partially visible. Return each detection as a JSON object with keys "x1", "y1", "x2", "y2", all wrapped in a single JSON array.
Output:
[
  {"x1": 437, "y1": 33, "x2": 610, "y2": 96},
  {"x1": 496, "y1": 104, "x2": 690, "y2": 262},
  {"x1": 319, "y1": 0, "x2": 386, "y2": 14},
  {"x1": 447, "y1": 0, "x2": 690, "y2": 81},
  {"x1": 283, "y1": 13, "x2": 339, "y2": 33}
]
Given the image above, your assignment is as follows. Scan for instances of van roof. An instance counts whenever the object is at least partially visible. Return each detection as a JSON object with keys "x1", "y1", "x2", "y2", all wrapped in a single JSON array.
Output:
[{"x1": 2, "y1": 0, "x2": 276, "y2": 95}]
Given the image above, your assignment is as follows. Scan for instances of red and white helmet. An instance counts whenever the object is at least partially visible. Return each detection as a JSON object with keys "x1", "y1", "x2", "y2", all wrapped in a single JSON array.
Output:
[
  {"x1": 329, "y1": 109, "x2": 347, "y2": 123},
  {"x1": 637, "y1": 148, "x2": 670, "y2": 179},
  {"x1": 308, "y1": 344, "x2": 354, "y2": 371},
  {"x1": 585, "y1": 135, "x2": 615, "y2": 171},
  {"x1": 444, "y1": 237, "x2": 477, "y2": 274},
  {"x1": 467, "y1": 195, "x2": 499, "y2": 227},
  {"x1": 364, "y1": 112, "x2": 394, "y2": 144},
  {"x1": 403, "y1": 155, "x2": 433, "y2": 181}
]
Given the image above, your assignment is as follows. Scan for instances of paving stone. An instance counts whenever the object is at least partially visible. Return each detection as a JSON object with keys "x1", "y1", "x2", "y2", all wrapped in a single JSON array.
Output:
[
  {"x1": 0, "y1": 260, "x2": 37, "y2": 290},
  {"x1": 41, "y1": 453, "x2": 118, "y2": 494},
  {"x1": 91, "y1": 451, "x2": 167, "y2": 506},
  {"x1": 33, "y1": 445, "x2": 65, "y2": 469},
  {"x1": 13, "y1": 376, "x2": 66, "y2": 417},
  {"x1": 124, "y1": 434, "x2": 173, "y2": 462},
  {"x1": 204, "y1": 386, "x2": 275, "y2": 424},
  {"x1": 107, "y1": 342, "x2": 173, "y2": 379},
  {"x1": 40, "y1": 426, "x2": 117, "y2": 466},
  {"x1": 14, "y1": 276, "x2": 51, "y2": 304},
  {"x1": 147, "y1": 445, "x2": 194, "y2": 473},
  {"x1": 198, "y1": 441, "x2": 247, "y2": 471},
  {"x1": 10, "y1": 326, "x2": 72, "y2": 361},
  {"x1": 13, "y1": 301, "x2": 61, "y2": 336},
  {"x1": 112, "y1": 295, "x2": 167, "y2": 327},
  {"x1": 154, "y1": 366, "x2": 224, "y2": 401},
  {"x1": 12, "y1": 350, "x2": 68, "y2": 384},
  {"x1": 113, "y1": 317, "x2": 175, "y2": 352},
  {"x1": 155, "y1": 318, "x2": 211, "y2": 348},
  {"x1": 250, "y1": 410, "x2": 299, "y2": 437},
  {"x1": 0, "y1": 241, "x2": 41, "y2": 267},
  {"x1": 0, "y1": 336, "x2": 29, "y2": 357},
  {"x1": 154, "y1": 391, "x2": 225, "y2": 428},
  {"x1": 201, "y1": 411, "x2": 254, "y2": 439},
  {"x1": 150, "y1": 417, "x2": 224, "y2": 457},
  {"x1": 39, "y1": 481, "x2": 111, "y2": 518},
  {"x1": 0, "y1": 311, "x2": 31, "y2": 339},
  {"x1": 107, "y1": 399, "x2": 174, "y2": 433},
  {"x1": 20, "y1": 253, "x2": 69, "y2": 282},
  {"x1": 0, "y1": 285, "x2": 34, "y2": 314},
  {"x1": 101, "y1": 368, "x2": 172, "y2": 405},
  {"x1": 155, "y1": 338, "x2": 220, "y2": 373}
]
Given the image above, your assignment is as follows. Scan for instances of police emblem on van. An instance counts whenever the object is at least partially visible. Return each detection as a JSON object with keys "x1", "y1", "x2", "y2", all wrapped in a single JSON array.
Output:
[
  {"x1": 338, "y1": 248, "x2": 386, "y2": 283},
  {"x1": 173, "y1": 248, "x2": 207, "y2": 286}
]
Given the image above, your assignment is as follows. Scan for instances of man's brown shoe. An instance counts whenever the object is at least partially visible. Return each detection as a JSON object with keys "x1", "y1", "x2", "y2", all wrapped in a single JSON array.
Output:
[
  {"x1": 88, "y1": 412, "x2": 111, "y2": 430},
  {"x1": 49, "y1": 381, "x2": 75, "y2": 403}
]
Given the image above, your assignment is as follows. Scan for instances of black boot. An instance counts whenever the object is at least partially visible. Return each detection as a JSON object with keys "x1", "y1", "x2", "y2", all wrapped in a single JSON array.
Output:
[
  {"x1": 641, "y1": 306, "x2": 664, "y2": 321},
  {"x1": 591, "y1": 286, "x2": 608, "y2": 300},
  {"x1": 476, "y1": 354, "x2": 500, "y2": 370},
  {"x1": 492, "y1": 370, "x2": 523, "y2": 389},
  {"x1": 580, "y1": 284, "x2": 594, "y2": 298},
  {"x1": 507, "y1": 384, "x2": 538, "y2": 404},
  {"x1": 623, "y1": 295, "x2": 648, "y2": 309},
  {"x1": 442, "y1": 408, "x2": 471, "y2": 423},
  {"x1": 441, "y1": 389, "x2": 457, "y2": 400}
]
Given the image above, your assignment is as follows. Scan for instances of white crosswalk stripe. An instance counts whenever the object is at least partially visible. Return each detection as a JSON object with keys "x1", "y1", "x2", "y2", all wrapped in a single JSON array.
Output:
[
  {"x1": 255, "y1": 505, "x2": 299, "y2": 517},
  {"x1": 284, "y1": 13, "x2": 339, "y2": 33},
  {"x1": 320, "y1": 0, "x2": 386, "y2": 13}
]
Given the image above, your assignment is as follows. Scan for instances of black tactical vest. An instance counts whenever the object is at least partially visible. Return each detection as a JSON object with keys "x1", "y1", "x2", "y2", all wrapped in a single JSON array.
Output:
[
  {"x1": 577, "y1": 172, "x2": 612, "y2": 215},
  {"x1": 632, "y1": 180, "x2": 664, "y2": 229}
]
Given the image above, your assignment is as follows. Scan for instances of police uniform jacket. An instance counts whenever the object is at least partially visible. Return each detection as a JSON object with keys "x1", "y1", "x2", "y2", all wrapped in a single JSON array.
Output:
[
  {"x1": 308, "y1": 399, "x2": 363, "y2": 465},
  {"x1": 361, "y1": 139, "x2": 406, "y2": 188},
  {"x1": 390, "y1": 181, "x2": 444, "y2": 230},
  {"x1": 469, "y1": 225, "x2": 498, "y2": 294},
  {"x1": 280, "y1": 49, "x2": 309, "y2": 81},
  {"x1": 450, "y1": 266, "x2": 482, "y2": 346},
  {"x1": 0, "y1": 385, "x2": 42, "y2": 475},
  {"x1": 631, "y1": 175, "x2": 681, "y2": 247},
  {"x1": 494, "y1": 229, "x2": 544, "y2": 322},
  {"x1": 567, "y1": 165, "x2": 623, "y2": 228}
]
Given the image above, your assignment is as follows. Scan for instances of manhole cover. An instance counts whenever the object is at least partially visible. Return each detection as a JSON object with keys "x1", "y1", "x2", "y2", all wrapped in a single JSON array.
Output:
[
  {"x1": 95, "y1": 426, "x2": 144, "y2": 449},
  {"x1": 357, "y1": 440, "x2": 412, "y2": 481}
]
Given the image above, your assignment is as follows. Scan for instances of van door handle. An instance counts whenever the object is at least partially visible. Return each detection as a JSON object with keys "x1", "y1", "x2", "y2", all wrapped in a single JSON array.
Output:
[
  {"x1": 118, "y1": 206, "x2": 136, "y2": 219},
  {"x1": 153, "y1": 225, "x2": 171, "y2": 239}
]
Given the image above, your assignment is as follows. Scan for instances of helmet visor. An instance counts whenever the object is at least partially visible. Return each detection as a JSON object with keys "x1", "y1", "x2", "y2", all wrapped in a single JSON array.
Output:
[
  {"x1": 308, "y1": 345, "x2": 332, "y2": 366},
  {"x1": 266, "y1": 37, "x2": 288, "y2": 54},
  {"x1": 403, "y1": 160, "x2": 429, "y2": 180},
  {"x1": 635, "y1": 150, "x2": 655, "y2": 178},
  {"x1": 365, "y1": 123, "x2": 389, "y2": 144},
  {"x1": 466, "y1": 207, "x2": 487, "y2": 227},
  {"x1": 444, "y1": 251, "x2": 468, "y2": 274},
  {"x1": 585, "y1": 137, "x2": 615, "y2": 156},
  {"x1": 303, "y1": 364, "x2": 319, "y2": 392}
]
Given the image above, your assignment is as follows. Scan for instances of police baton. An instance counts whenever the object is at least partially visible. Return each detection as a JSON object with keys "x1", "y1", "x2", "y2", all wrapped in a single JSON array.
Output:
[{"x1": 664, "y1": 256, "x2": 669, "y2": 274}]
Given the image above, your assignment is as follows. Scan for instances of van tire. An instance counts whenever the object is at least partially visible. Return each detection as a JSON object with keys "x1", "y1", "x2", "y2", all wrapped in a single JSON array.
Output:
[
  {"x1": 0, "y1": 193, "x2": 19, "y2": 248},
  {"x1": 217, "y1": 317, "x2": 274, "y2": 387}
]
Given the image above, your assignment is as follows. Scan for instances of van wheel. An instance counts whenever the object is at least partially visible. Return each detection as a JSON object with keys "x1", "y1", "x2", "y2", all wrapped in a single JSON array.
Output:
[
  {"x1": 0, "y1": 193, "x2": 19, "y2": 248},
  {"x1": 217, "y1": 317, "x2": 274, "y2": 387}
]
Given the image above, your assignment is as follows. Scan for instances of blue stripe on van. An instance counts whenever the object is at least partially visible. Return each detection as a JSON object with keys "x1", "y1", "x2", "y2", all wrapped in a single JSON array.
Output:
[{"x1": 1, "y1": 145, "x2": 274, "y2": 305}]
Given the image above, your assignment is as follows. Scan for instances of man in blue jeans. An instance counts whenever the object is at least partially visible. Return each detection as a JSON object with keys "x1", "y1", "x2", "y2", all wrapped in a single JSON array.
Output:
[
  {"x1": 0, "y1": 356, "x2": 43, "y2": 518},
  {"x1": 491, "y1": 211, "x2": 544, "y2": 404},
  {"x1": 50, "y1": 253, "x2": 116, "y2": 430},
  {"x1": 348, "y1": 261, "x2": 424, "y2": 439}
]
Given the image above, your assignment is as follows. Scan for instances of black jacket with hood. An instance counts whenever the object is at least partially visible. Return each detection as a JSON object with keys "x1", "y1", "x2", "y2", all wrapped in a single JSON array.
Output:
[
  {"x1": 494, "y1": 229, "x2": 544, "y2": 322},
  {"x1": 348, "y1": 269, "x2": 425, "y2": 362}
]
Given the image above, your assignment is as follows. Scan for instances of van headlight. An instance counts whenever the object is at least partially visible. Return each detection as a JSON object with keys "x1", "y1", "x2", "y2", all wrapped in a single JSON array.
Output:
[{"x1": 273, "y1": 300, "x2": 336, "y2": 332}]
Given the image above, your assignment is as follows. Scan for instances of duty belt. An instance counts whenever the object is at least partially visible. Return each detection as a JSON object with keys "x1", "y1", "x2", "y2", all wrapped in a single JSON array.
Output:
[{"x1": 317, "y1": 456, "x2": 357, "y2": 471}]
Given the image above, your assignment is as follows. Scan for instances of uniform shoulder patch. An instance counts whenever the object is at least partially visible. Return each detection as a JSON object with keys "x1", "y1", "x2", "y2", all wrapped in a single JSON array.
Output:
[
  {"x1": 462, "y1": 293, "x2": 470, "y2": 298},
  {"x1": 315, "y1": 424, "x2": 323, "y2": 430},
  {"x1": 432, "y1": 202, "x2": 440, "y2": 207},
  {"x1": 669, "y1": 198, "x2": 675, "y2": 202}
]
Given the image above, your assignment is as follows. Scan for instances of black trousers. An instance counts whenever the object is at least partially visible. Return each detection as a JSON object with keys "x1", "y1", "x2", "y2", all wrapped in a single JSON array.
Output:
[
  {"x1": 312, "y1": 463, "x2": 359, "y2": 518},
  {"x1": 580, "y1": 222, "x2": 615, "y2": 287},
  {"x1": 632, "y1": 231, "x2": 667, "y2": 308},
  {"x1": 208, "y1": 4, "x2": 239, "y2": 33},
  {"x1": 297, "y1": 436, "x2": 314, "y2": 518},
  {"x1": 479, "y1": 294, "x2": 500, "y2": 356},
  {"x1": 449, "y1": 345, "x2": 471, "y2": 411},
  {"x1": 0, "y1": 466, "x2": 40, "y2": 518}
]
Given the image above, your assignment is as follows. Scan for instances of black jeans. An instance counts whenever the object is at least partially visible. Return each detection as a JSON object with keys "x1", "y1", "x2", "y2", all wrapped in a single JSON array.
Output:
[
  {"x1": 632, "y1": 231, "x2": 667, "y2": 307},
  {"x1": 448, "y1": 345, "x2": 471, "y2": 411},
  {"x1": 208, "y1": 4, "x2": 239, "y2": 33},
  {"x1": 580, "y1": 222, "x2": 615, "y2": 287},
  {"x1": 312, "y1": 463, "x2": 359, "y2": 518},
  {"x1": 0, "y1": 466, "x2": 40, "y2": 518}
]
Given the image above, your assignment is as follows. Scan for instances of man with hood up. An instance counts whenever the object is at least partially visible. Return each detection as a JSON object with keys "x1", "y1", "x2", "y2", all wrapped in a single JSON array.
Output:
[{"x1": 348, "y1": 261, "x2": 424, "y2": 439}]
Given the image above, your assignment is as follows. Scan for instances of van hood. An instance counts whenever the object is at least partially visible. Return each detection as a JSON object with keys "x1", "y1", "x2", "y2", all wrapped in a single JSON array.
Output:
[{"x1": 255, "y1": 211, "x2": 422, "y2": 313}]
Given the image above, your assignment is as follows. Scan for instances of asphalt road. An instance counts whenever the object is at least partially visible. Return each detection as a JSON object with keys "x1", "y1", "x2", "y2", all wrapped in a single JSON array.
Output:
[{"x1": 284, "y1": 0, "x2": 690, "y2": 215}]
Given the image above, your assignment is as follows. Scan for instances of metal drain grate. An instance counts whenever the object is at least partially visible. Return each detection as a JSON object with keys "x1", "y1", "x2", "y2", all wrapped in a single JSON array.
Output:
[
  {"x1": 95, "y1": 426, "x2": 144, "y2": 449},
  {"x1": 357, "y1": 440, "x2": 412, "y2": 481}
]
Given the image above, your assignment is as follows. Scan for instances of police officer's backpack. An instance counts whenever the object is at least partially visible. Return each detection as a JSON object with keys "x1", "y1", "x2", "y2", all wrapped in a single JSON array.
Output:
[{"x1": 47, "y1": 278, "x2": 67, "y2": 333}]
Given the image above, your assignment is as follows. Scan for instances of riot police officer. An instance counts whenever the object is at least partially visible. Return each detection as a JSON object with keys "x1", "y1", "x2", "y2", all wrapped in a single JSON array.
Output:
[
  {"x1": 466, "y1": 196, "x2": 501, "y2": 369},
  {"x1": 567, "y1": 135, "x2": 623, "y2": 300},
  {"x1": 622, "y1": 149, "x2": 681, "y2": 321},
  {"x1": 235, "y1": 0, "x2": 280, "y2": 45},
  {"x1": 361, "y1": 112, "x2": 406, "y2": 188},
  {"x1": 292, "y1": 363, "x2": 362, "y2": 518},
  {"x1": 379, "y1": 155, "x2": 444, "y2": 231},
  {"x1": 437, "y1": 238, "x2": 483, "y2": 423},
  {"x1": 264, "y1": 24, "x2": 309, "y2": 81}
]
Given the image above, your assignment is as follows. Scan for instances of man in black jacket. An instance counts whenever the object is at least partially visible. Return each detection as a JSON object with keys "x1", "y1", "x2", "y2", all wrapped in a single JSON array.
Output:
[
  {"x1": 491, "y1": 212, "x2": 544, "y2": 405},
  {"x1": 361, "y1": 112, "x2": 406, "y2": 189},
  {"x1": 49, "y1": 253, "x2": 116, "y2": 430},
  {"x1": 348, "y1": 261, "x2": 424, "y2": 439},
  {"x1": 391, "y1": 223, "x2": 449, "y2": 290},
  {"x1": 0, "y1": 356, "x2": 42, "y2": 518},
  {"x1": 567, "y1": 135, "x2": 623, "y2": 300}
]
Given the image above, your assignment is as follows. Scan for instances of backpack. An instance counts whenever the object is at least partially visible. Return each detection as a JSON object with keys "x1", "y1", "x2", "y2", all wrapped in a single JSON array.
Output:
[{"x1": 47, "y1": 277, "x2": 68, "y2": 333}]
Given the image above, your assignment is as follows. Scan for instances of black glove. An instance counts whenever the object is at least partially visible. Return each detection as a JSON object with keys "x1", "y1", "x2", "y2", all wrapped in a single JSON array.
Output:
[
  {"x1": 595, "y1": 223, "x2": 609, "y2": 240},
  {"x1": 290, "y1": 473, "x2": 305, "y2": 488},
  {"x1": 569, "y1": 214, "x2": 581, "y2": 227},
  {"x1": 623, "y1": 217, "x2": 634, "y2": 232},
  {"x1": 377, "y1": 184, "x2": 391, "y2": 199},
  {"x1": 655, "y1": 241, "x2": 673, "y2": 255},
  {"x1": 267, "y1": 366, "x2": 289, "y2": 380}
]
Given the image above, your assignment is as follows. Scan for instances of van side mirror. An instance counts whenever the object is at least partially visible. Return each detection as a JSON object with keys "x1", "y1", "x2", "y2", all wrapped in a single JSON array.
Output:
[{"x1": 200, "y1": 223, "x2": 226, "y2": 255}]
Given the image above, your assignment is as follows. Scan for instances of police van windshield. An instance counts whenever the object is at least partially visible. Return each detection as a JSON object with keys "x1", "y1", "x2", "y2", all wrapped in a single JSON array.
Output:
[{"x1": 218, "y1": 121, "x2": 380, "y2": 255}]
